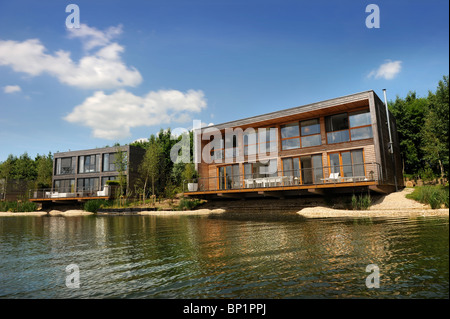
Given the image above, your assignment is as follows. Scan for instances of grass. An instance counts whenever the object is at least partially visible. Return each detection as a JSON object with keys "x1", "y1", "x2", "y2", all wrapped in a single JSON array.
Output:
[
  {"x1": 406, "y1": 185, "x2": 449, "y2": 209},
  {"x1": 83, "y1": 199, "x2": 113, "y2": 213},
  {"x1": 351, "y1": 194, "x2": 372, "y2": 210},
  {"x1": 0, "y1": 201, "x2": 38, "y2": 212},
  {"x1": 176, "y1": 198, "x2": 203, "y2": 211}
]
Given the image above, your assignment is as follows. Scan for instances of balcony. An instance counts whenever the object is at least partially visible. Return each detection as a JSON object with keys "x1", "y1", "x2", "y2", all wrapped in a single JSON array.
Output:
[
  {"x1": 29, "y1": 185, "x2": 111, "y2": 202},
  {"x1": 184, "y1": 162, "x2": 382, "y2": 195}
]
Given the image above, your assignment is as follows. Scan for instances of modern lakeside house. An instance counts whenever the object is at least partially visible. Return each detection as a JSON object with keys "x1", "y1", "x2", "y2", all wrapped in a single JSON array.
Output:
[
  {"x1": 30, "y1": 145, "x2": 145, "y2": 203},
  {"x1": 185, "y1": 90, "x2": 403, "y2": 199}
]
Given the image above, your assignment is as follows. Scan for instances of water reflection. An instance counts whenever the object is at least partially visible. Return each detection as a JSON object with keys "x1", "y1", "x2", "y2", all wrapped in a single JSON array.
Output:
[{"x1": 0, "y1": 214, "x2": 448, "y2": 298}]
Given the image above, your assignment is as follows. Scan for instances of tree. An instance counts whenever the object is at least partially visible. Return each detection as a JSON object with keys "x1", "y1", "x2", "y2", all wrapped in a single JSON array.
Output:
[
  {"x1": 0, "y1": 155, "x2": 15, "y2": 199},
  {"x1": 389, "y1": 92, "x2": 428, "y2": 176},
  {"x1": 35, "y1": 152, "x2": 53, "y2": 188},
  {"x1": 139, "y1": 136, "x2": 163, "y2": 203},
  {"x1": 113, "y1": 147, "x2": 128, "y2": 205},
  {"x1": 422, "y1": 76, "x2": 449, "y2": 179}
]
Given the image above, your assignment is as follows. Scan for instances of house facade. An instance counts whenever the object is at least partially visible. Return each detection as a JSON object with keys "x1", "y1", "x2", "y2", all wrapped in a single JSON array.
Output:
[
  {"x1": 31, "y1": 145, "x2": 145, "y2": 201},
  {"x1": 186, "y1": 90, "x2": 403, "y2": 199}
]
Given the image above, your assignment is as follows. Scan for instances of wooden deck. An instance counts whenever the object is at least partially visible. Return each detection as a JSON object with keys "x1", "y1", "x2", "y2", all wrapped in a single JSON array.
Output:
[
  {"x1": 29, "y1": 196, "x2": 109, "y2": 203},
  {"x1": 184, "y1": 180, "x2": 388, "y2": 198}
]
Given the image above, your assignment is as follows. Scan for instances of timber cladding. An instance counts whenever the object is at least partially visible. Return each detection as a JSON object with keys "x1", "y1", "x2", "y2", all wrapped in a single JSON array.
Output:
[{"x1": 194, "y1": 90, "x2": 403, "y2": 194}]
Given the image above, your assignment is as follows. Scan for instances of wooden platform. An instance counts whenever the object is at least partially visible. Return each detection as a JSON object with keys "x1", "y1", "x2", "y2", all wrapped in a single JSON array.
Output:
[
  {"x1": 29, "y1": 196, "x2": 109, "y2": 203},
  {"x1": 185, "y1": 180, "x2": 385, "y2": 199}
]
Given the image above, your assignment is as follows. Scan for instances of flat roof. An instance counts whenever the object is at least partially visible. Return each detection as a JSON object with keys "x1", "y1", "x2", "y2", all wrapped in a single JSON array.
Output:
[
  {"x1": 54, "y1": 144, "x2": 131, "y2": 157},
  {"x1": 202, "y1": 90, "x2": 375, "y2": 131}
]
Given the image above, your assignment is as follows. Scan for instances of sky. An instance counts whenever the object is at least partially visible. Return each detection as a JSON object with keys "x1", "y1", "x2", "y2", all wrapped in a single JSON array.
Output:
[{"x1": 0, "y1": 0, "x2": 448, "y2": 162}]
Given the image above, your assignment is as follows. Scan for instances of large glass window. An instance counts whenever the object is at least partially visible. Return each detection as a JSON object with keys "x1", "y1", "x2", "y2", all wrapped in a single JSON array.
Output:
[
  {"x1": 244, "y1": 128, "x2": 277, "y2": 155},
  {"x1": 210, "y1": 138, "x2": 224, "y2": 161},
  {"x1": 54, "y1": 179, "x2": 75, "y2": 192},
  {"x1": 328, "y1": 149, "x2": 366, "y2": 179},
  {"x1": 77, "y1": 177, "x2": 99, "y2": 192},
  {"x1": 326, "y1": 110, "x2": 373, "y2": 144},
  {"x1": 259, "y1": 127, "x2": 277, "y2": 154},
  {"x1": 326, "y1": 113, "x2": 350, "y2": 144},
  {"x1": 300, "y1": 119, "x2": 321, "y2": 147},
  {"x1": 79, "y1": 155, "x2": 99, "y2": 173},
  {"x1": 349, "y1": 110, "x2": 373, "y2": 141},
  {"x1": 103, "y1": 153, "x2": 122, "y2": 172},
  {"x1": 55, "y1": 157, "x2": 76, "y2": 175},
  {"x1": 218, "y1": 164, "x2": 240, "y2": 190},
  {"x1": 224, "y1": 134, "x2": 238, "y2": 159},
  {"x1": 281, "y1": 122, "x2": 300, "y2": 150},
  {"x1": 282, "y1": 157, "x2": 300, "y2": 184}
]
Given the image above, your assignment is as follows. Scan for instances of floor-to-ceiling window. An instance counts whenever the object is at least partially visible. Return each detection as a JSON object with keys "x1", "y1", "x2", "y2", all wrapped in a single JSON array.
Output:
[
  {"x1": 218, "y1": 164, "x2": 240, "y2": 190},
  {"x1": 54, "y1": 179, "x2": 75, "y2": 192},
  {"x1": 282, "y1": 155, "x2": 323, "y2": 185},
  {"x1": 77, "y1": 177, "x2": 100, "y2": 192},
  {"x1": 55, "y1": 157, "x2": 76, "y2": 175},
  {"x1": 79, "y1": 154, "x2": 100, "y2": 173},
  {"x1": 328, "y1": 149, "x2": 365, "y2": 178}
]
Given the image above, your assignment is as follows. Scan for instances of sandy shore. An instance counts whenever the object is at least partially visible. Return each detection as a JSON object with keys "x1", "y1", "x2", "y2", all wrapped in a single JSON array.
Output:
[
  {"x1": 48, "y1": 209, "x2": 94, "y2": 216},
  {"x1": 138, "y1": 208, "x2": 226, "y2": 216},
  {"x1": 0, "y1": 210, "x2": 93, "y2": 217},
  {"x1": 0, "y1": 211, "x2": 48, "y2": 217},
  {"x1": 297, "y1": 188, "x2": 449, "y2": 218},
  {"x1": 297, "y1": 207, "x2": 449, "y2": 218}
]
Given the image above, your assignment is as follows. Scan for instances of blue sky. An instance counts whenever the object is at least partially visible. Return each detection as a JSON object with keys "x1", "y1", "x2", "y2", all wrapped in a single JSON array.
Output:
[{"x1": 0, "y1": 0, "x2": 448, "y2": 162}]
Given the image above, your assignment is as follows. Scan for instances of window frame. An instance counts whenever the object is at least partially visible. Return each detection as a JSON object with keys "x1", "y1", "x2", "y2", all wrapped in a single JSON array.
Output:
[{"x1": 325, "y1": 109, "x2": 373, "y2": 144}]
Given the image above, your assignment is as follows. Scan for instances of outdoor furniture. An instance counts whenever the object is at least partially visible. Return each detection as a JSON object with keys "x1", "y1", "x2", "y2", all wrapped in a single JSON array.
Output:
[
  {"x1": 245, "y1": 179, "x2": 255, "y2": 188},
  {"x1": 321, "y1": 173, "x2": 340, "y2": 183}
]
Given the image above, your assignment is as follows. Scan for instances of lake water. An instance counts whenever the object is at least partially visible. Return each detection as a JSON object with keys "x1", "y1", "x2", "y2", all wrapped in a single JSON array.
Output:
[{"x1": 0, "y1": 213, "x2": 448, "y2": 299}]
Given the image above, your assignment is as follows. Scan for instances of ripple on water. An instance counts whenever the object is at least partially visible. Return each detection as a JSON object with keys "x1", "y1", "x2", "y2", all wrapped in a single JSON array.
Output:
[{"x1": 0, "y1": 215, "x2": 448, "y2": 298}]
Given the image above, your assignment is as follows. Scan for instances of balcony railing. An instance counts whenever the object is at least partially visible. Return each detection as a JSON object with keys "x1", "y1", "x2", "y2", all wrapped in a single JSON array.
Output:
[
  {"x1": 184, "y1": 162, "x2": 381, "y2": 193},
  {"x1": 30, "y1": 185, "x2": 111, "y2": 200}
]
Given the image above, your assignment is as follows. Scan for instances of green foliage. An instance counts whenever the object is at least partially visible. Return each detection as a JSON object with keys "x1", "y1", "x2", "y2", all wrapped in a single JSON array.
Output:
[
  {"x1": 422, "y1": 76, "x2": 449, "y2": 179},
  {"x1": 177, "y1": 198, "x2": 202, "y2": 211},
  {"x1": 83, "y1": 199, "x2": 112, "y2": 213},
  {"x1": 35, "y1": 152, "x2": 53, "y2": 188},
  {"x1": 389, "y1": 92, "x2": 428, "y2": 175},
  {"x1": 351, "y1": 194, "x2": 372, "y2": 210},
  {"x1": 0, "y1": 201, "x2": 37, "y2": 212},
  {"x1": 406, "y1": 185, "x2": 449, "y2": 209},
  {"x1": 389, "y1": 75, "x2": 449, "y2": 179},
  {"x1": 182, "y1": 163, "x2": 198, "y2": 182}
]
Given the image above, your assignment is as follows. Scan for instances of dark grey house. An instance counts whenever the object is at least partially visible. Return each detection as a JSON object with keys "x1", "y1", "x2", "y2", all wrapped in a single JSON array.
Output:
[{"x1": 32, "y1": 145, "x2": 145, "y2": 200}]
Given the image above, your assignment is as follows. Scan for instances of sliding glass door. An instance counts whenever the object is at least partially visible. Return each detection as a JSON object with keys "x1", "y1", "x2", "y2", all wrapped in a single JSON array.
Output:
[
  {"x1": 218, "y1": 164, "x2": 241, "y2": 190},
  {"x1": 282, "y1": 155, "x2": 323, "y2": 185},
  {"x1": 328, "y1": 149, "x2": 365, "y2": 178}
]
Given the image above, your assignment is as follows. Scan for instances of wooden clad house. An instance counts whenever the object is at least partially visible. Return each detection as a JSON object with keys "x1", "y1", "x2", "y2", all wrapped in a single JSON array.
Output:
[{"x1": 186, "y1": 90, "x2": 403, "y2": 199}]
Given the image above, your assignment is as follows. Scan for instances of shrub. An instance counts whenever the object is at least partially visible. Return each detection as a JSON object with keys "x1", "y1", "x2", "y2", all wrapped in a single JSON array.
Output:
[
  {"x1": 0, "y1": 201, "x2": 37, "y2": 212},
  {"x1": 406, "y1": 185, "x2": 449, "y2": 209},
  {"x1": 83, "y1": 199, "x2": 112, "y2": 213},
  {"x1": 351, "y1": 194, "x2": 371, "y2": 210},
  {"x1": 177, "y1": 198, "x2": 202, "y2": 211}
]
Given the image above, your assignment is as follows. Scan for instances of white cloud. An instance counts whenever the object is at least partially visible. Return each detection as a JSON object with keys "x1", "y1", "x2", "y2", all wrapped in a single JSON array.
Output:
[
  {"x1": 0, "y1": 25, "x2": 142, "y2": 89},
  {"x1": 3, "y1": 85, "x2": 21, "y2": 93},
  {"x1": 64, "y1": 89, "x2": 207, "y2": 140},
  {"x1": 132, "y1": 137, "x2": 149, "y2": 143},
  {"x1": 67, "y1": 24, "x2": 123, "y2": 51},
  {"x1": 368, "y1": 60, "x2": 402, "y2": 80}
]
